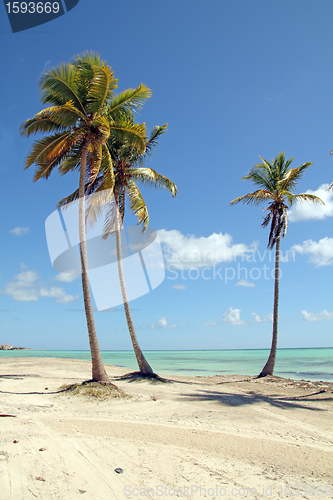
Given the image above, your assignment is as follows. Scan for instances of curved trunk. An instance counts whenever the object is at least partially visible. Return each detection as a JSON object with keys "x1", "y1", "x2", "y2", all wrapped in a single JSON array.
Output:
[
  {"x1": 114, "y1": 192, "x2": 154, "y2": 376},
  {"x1": 258, "y1": 237, "x2": 280, "y2": 377},
  {"x1": 79, "y1": 141, "x2": 110, "y2": 383}
]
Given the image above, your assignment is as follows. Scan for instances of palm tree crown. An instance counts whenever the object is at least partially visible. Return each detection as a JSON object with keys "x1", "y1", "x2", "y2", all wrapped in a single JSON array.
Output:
[
  {"x1": 20, "y1": 52, "x2": 149, "y2": 183},
  {"x1": 230, "y1": 152, "x2": 323, "y2": 248}
]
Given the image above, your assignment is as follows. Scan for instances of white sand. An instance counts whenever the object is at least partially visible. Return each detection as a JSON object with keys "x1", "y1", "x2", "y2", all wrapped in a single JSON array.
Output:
[{"x1": 0, "y1": 357, "x2": 332, "y2": 499}]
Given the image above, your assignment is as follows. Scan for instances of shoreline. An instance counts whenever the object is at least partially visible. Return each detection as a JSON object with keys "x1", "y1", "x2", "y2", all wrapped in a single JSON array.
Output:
[
  {"x1": 1, "y1": 357, "x2": 332, "y2": 499},
  {"x1": 1, "y1": 348, "x2": 332, "y2": 382}
]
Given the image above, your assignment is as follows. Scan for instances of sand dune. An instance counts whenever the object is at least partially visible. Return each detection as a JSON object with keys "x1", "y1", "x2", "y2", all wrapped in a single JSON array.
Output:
[{"x1": 0, "y1": 357, "x2": 332, "y2": 499}]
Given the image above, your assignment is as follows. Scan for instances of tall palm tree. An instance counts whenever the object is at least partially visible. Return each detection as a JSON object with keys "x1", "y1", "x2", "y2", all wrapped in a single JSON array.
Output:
[
  {"x1": 231, "y1": 152, "x2": 324, "y2": 377},
  {"x1": 20, "y1": 52, "x2": 149, "y2": 383},
  {"x1": 59, "y1": 124, "x2": 177, "y2": 376}
]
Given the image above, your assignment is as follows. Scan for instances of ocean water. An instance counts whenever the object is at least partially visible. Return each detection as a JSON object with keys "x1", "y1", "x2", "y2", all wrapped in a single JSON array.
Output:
[{"x1": 0, "y1": 348, "x2": 332, "y2": 381}]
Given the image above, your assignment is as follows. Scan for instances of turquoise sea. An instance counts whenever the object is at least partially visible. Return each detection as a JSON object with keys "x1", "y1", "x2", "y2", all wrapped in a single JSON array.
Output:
[{"x1": 0, "y1": 348, "x2": 332, "y2": 381}]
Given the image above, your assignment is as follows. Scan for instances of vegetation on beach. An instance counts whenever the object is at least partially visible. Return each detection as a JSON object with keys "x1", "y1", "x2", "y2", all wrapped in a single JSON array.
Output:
[
  {"x1": 231, "y1": 152, "x2": 324, "y2": 377},
  {"x1": 59, "y1": 381, "x2": 128, "y2": 400}
]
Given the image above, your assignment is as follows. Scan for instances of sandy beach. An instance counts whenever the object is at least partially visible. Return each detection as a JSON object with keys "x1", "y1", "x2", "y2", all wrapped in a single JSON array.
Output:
[{"x1": 0, "y1": 357, "x2": 332, "y2": 500}]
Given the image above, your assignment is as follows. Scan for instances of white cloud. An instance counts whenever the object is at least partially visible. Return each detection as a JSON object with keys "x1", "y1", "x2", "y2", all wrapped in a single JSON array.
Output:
[
  {"x1": 222, "y1": 307, "x2": 246, "y2": 325},
  {"x1": 150, "y1": 317, "x2": 176, "y2": 329},
  {"x1": 1, "y1": 267, "x2": 79, "y2": 304},
  {"x1": 158, "y1": 229, "x2": 258, "y2": 270},
  {"x1": 288, "y1": 184, "x2": 333, "y2": 222},
  {"x1": 8, "y1": 227, "x2": 30, "y2": 236},
  {"x1": 54, "y1": 271, "x2": 80, "y2": 283},
  {"x1": 251, "y1": 312, "x2": 273, "y2": 323},
  {"x1": 301, "y1": 310, "x2": 333, "y2": 321},
  {"x1": 40, "y1": 287, "x2": 79, "y2": 304},
  {"x1": 292, "y1": 237, "x2": 333, "y2": 267},
  {"x1": 172, "y1": 284, "x2": 187, "y2": 290},
  {"x1": 236, "y1": 279, "x2": 255, "y2": 288},
  {"x1": 203, "y1": 320, "x2": 217, "y2": 326}
]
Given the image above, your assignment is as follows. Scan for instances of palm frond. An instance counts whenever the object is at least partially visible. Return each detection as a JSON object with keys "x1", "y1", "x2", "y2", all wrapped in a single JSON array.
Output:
[
  {"x1": 126, "y1": 180, "x2": 149, "y2": 231},
  {"x1": 39, "y1": 64, "x2": 87, "y2": 117},
  {"x1": 289, "y1": 193, "x2": 324, "y2": 205},
  {"x1": 24, "y1": 130, "x2": 74, "y2": 169},
  {"x1": 230, "y1": 190, "x2": 274, "y2": 205},
  {"x1": 130, "y1": 167, "x2": 177, "y2": 196},
  {"x1": 20, "y1": 103, "x2": 85, "y2": 137},
  {"x1": 58, "y1": 145, "x2": 83, "y2": 175},
  {"x1": 86, "y1": 65, "x2": 118, "y2": 115},
  {"x1": 242, "y1": 167, "x2": 276, "y2": 193},
  {"x1": 107, "y1": 85, "x2": 152, "y2": 115},
  {"x1": 108, "y1": 121, "x2": 148, "y2": 154}
]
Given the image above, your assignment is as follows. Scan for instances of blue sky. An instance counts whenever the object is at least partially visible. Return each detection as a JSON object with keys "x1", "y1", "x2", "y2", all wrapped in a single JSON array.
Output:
[{"x1": 0, "y1": 0, "x2": 332, "y2": 351}]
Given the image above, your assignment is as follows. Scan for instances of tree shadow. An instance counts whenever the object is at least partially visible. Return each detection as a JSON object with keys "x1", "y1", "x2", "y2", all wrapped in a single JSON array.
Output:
[
  {"x1": 0, "y1": 374, "x2": 41, "y2": 380},
  {"x1": 178, "y1": 389, "x2": 331, "y2": 411},
  {"x1": 111, "y1": 371, "x2": 172, "y2": 384}
]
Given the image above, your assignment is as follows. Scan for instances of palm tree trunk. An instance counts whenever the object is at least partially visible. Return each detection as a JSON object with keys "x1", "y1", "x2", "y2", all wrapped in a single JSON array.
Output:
[
  {"x1": 79, "y1": 140, "x2": 110, "y2": 383},
  {"x1": 258, "y1": 237, "x2": 280, "y2": 377},
  {"x1": 114, "y1": 192, "x2": 154, "y2": 376}
]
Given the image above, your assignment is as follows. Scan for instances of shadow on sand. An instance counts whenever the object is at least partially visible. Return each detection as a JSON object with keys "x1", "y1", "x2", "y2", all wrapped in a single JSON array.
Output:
[{"x1": 177, "y1": 389, "x2": 331, "y2": 411}]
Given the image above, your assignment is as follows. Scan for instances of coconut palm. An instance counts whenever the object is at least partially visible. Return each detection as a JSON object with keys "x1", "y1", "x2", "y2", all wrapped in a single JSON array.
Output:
[
  {"x1": 20, "y1": 52, "x2": 149, "y2": 383},
  {"x1": 59, "y1": 124, "x2": 177, "y2": 376},
  {"x1": 231, "y1": 152, "x2": 324, "y2": 377}
]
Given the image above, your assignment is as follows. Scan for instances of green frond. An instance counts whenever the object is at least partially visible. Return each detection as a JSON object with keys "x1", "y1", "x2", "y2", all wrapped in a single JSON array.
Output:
[
  {"x1": 57, "y1": 188, "x2": 80, "y2": 208},
  {"x1": 242, "y1": 168, "x2": 276, "y2": 193},
  {"x1": 143, "y1": 124, "x2": 168, "y2": 158},
  {"x1": 39, "y1": 64, "x2": 87, "y2": 117},
  {"x1": 230, "y1": 190, "x2": 274, "y2": 205},
  {"x1": 127, "y1": 180, "x2": 149, "y2": 231},
  {"x1": 24, "y1": 130, "x2": 72, "y2": 169},
  {"x1": 86, "y1": 65, "x2": 118, "y2": 115},
  {"x1": 290, "y1": 193, "x2": 324, "y2": 205},
  {"x1": 108, "y1": 121, "x2": 148, "y2": 154},
  {"x1": 72, "y1": 51, "x2": 104, "y2": 68},
  {"x1": 278, "y1": 162, "x2": 313, "y2": 193},
  {"x1": 91, "y1": 115, "x2": 110, "y2": 143},
  {"x1": 107, "y1": 84, "x2": 152, "y2": 115},
  {"x1": 58, "y1": 145, "x2": 83, "y2": 175},
  {"x1": 130, "y1": 168, "x2": 177, "y2": 197},
  {"x1": 20, "y1": 103, "x2": 86, "y2": 137}
]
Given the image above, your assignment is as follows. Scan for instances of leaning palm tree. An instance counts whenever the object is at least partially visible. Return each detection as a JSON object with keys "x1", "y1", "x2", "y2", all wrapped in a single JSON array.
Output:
[
  {"x1": 20, "y1": 52, "x2": 149, "y2": 382},
  {"x1": 59, "y1": 124, "x2": 177, "y2": 376},
  {"x1": 231, "y1": 152, "x2": 324, "y2": 377}
]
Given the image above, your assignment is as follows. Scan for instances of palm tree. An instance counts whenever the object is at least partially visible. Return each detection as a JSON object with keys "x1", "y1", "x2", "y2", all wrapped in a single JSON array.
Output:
[
  {"x1": 231, "y1": 152, "x2": 324, "y2": 377},
  {"x1": 59, "y1": 124, "x2": 177, "y2": 376},
  {"x1": 20, "y1": 52, "x2": 149, "y2": 383}
]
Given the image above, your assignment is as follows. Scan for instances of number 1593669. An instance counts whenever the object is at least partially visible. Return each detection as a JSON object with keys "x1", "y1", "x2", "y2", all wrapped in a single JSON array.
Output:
[{"x1": 5, "y1": 2, "x2": 60, "y2": 14}]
